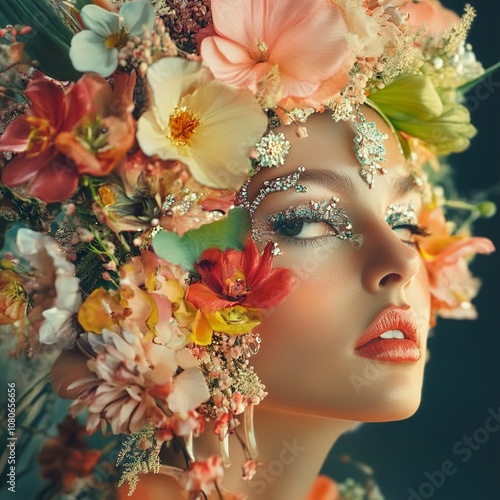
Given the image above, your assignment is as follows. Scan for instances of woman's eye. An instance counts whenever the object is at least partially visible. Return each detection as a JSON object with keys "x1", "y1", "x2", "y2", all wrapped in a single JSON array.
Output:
[{"x1": 276, "y1": 220, "x2": 334, "y2": 239}]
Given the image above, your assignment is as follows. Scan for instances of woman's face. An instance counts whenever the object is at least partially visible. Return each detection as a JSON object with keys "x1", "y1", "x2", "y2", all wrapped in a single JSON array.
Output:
[{"x1": 247, "y1": 108, "x2": 431, "y2": 422}]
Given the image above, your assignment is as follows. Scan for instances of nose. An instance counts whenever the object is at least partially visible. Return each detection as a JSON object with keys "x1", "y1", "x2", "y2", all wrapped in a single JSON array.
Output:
[{"x1": 360, "y1": 221, "x2": 421, "y2": 294}]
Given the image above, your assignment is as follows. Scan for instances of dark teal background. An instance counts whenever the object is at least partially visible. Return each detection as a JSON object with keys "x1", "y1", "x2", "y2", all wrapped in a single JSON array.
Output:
[{"x1": 323, "y1": 1, "x2": 500, "y2": 499}]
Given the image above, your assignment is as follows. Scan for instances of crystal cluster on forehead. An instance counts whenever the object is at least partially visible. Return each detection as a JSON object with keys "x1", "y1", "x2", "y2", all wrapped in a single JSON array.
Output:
[
  {"x1": 385, "y1": 202, "x2": 418, "y2": 225},
  {"x1": 269, "y1": 197, "x2": 354, "y2": 241},
  {"x1": 235, "y1": 166, "x2": 308, "y2": 214},
  {"x1": 353, "y1": 109, "x2": 388, "y2": 189}
]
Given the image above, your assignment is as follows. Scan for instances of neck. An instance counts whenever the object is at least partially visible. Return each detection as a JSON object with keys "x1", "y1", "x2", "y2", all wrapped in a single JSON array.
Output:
[{"x1": 190, "y1": 405, "x2": 357, "y2": 500}]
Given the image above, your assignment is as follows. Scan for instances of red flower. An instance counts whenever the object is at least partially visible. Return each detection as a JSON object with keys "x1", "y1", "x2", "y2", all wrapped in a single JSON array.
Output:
[
  {"x1": 186, "y1": 239, "x2": 294, "y2": 312},
  {"x1": 0, "y1": 77, "x2": 92, "y2": 202},
  {"x1": 0, "y1": 72, "x2": 135, "y2": 203}
]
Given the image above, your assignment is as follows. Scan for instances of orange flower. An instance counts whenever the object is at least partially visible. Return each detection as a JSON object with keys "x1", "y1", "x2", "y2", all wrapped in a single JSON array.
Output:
[
  {"x1": 0, "y1": 270, "x2": 26, "y2": 325},
  {"x1": 416, "y1": 207, "x2": 495, "y2": 324}
]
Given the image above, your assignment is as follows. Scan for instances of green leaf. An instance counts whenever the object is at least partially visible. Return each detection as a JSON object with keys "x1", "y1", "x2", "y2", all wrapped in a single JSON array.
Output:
[
  {"x1": 458, "y1": 61, "x2": 500, "y2": 95},
  {"x1": 152, "y1": 207, "x2": 251, "y2": 271},
  {"x1": 0, "y1": 0, "x2": 82, "y2": 81},
  {"x1": 369, "y1": 75, "x2": 443, "y2": 122}
]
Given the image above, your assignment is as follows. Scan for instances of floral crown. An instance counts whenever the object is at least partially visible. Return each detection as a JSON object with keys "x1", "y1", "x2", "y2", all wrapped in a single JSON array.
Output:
[{"x1": 0, "y1": 0, "x2": 496, "y2": 498}]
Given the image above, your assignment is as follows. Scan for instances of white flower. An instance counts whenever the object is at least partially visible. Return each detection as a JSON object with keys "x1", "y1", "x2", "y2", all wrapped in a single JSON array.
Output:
[
  {"x1": 136, "y1": 57, "x2": 268, "y2": 190},
  {"x1": 16, "y1": 229, "x2": 81, "y2": 347},
  {"x1": 70, "y1": 0, "x2": 156, "y2": 77}
]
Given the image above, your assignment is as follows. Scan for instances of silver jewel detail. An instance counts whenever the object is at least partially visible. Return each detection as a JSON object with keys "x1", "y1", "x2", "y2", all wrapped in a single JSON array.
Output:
[
  {"x1": 385, "y1": 202, "x2": 418, "y2": 226},
  {"x1": 353, "y1": 107, "x2": 388, "y2": 189},
  {"x1": 235, "y1": 166, "x2": 308, "y2": 215}
]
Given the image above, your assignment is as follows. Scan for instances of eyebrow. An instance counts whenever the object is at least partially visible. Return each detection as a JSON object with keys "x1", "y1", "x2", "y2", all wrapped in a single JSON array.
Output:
[{"x1": 297, "y1": 168, "x2": 419, "y2": 198}]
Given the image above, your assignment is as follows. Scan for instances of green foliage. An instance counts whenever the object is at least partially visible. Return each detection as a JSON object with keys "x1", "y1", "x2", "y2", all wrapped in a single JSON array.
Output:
[
  {"x1": 0, "y1": 0, "x2": 82, "y2": 81},
  {"x1": 117, "y1": 424, "x2": 161, "y2": 495},
  {"x1": 153, "y1": 206, "x2": 251, "y2": 271}
]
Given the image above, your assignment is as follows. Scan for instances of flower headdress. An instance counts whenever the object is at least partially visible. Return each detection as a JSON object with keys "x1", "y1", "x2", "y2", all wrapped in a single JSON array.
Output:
[{"x1": 0, "y1": 0, "x2": 496, "y2": 498}]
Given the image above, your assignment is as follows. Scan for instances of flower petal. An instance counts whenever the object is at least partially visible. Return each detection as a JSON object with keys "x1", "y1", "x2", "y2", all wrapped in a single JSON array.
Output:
[
  {"x1": 121, "y1": 0, "x2": 156, "y2": 36},
  {"x1": 200, "y1": 36, "x2": 272, "y2": 90},
  {"x1": 168, "y1": 367, "x2": 209, "y2": 412},
  {"x1": 81, "y1": 4, "x2": 119, "y2": 37},
  {"x1": 185, "y1": 80, "x2": 267, "y2": 188},
  {"x1": 0, "y1": 116, "x2": 33, "y2": 153},
  {"x1": 24, "y1": 80, "x2": 67, "y2": 130},
  {"x1": 27, "y1": 155, "x2": 79, "y2": 202},
  {"x1": 70, "y1": 30, "x2": 118, "y2": 77},
  {"x1": 146, "y1": 58, "x2": 209, "y2": 127}
]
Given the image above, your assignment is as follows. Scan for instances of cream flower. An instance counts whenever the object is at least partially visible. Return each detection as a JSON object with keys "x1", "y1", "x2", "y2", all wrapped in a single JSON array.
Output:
[
  {"x1": 70, "y1": 0, "x2": 155, "y2": 77},
  {"x1": 136, "y1": 57, "x2": 267, "y2": 190}
]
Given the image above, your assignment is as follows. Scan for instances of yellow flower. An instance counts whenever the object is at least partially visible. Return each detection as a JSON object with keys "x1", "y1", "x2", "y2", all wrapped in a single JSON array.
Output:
[
  {"x1": 78, "y1": 288, "x2": 122, "y2": 334},
  {"x1": 206, "y1": 306, "x2": 263, "y2": 336},
  {"x1": 0, "y1": 270, "x2": 26, "y2": 325},
  {"x1": 137, "y1": 57, "x2": 267, "y2": 190}
]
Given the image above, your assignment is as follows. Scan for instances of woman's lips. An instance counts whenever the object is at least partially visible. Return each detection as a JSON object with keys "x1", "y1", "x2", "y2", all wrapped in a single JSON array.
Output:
[{"x1": 354, "y1": 306, "x2": 421, "y2": 363}]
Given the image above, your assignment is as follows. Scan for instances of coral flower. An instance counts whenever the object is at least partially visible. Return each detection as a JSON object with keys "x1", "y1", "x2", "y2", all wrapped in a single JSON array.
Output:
[
  {"x1": 197, "y1": 0, "x2": 351, "y2": 109},
  {"x1": 137, "y1": 57, "x2": 267, "y2": 190},
  {"x1": 187, "y1": 239, "x2": 294, "y2": 311},
  {"x1": 0, "y1": 78, "x2": 92, "y2": 202},
  {"x1": 416, "y1": 207, "x2": 495, "y2": 323},
  {"x1": 394, "y1": 0, "x2": 460, "y2": 39},
  {"x1": 55, "y1": 71, "x2": 136, "y2": 178}
]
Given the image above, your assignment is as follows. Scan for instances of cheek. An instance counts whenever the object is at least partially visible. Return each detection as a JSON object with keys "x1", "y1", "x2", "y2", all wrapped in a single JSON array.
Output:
[{"x1": 251, "y1": 247, "x2": 433, "y2": 420}]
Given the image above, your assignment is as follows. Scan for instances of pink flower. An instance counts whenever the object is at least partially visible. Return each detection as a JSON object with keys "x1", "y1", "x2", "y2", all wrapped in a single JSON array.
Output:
[
  {"x1": 197, "y1": 0, "x2": 351, "y2": 109},
  {"x1": 417, "y1": 208, "x2": 495, "y2": 324},
  {"x1": 394, "y1": 0, "x2": 460, "y2": 39},
  {"x1": 179, "y1": 455, "x2": 224, "y2": 497}
]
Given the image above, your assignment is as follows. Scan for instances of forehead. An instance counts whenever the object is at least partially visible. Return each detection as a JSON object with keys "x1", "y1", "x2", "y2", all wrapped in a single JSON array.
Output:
[{"x1": 247, "y1": 107, "x2": 412, "y2": 202}]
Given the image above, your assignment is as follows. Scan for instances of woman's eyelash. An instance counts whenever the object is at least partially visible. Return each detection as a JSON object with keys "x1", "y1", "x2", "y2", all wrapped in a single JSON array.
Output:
[
  {"x1": 393, "y1": 224, "x2": 429, "y2": 237},
  {"x1": 268, "y1": 198, "x2": 354, "y2": 241},
  {"x1": 392, "y1": 223, "x2": 429, "y2": 248}
]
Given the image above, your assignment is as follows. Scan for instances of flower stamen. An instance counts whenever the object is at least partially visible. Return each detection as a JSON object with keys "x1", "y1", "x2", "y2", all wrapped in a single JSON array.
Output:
[
  {"x1": 105, "y1": 28, "x2": 129, "y2": 50},
  {"x1": 168, "y1": 106, "x2": 201, "y2": 146}
]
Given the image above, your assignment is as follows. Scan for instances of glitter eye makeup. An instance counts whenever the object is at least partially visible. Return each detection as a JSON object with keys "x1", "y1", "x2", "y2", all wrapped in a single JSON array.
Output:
[
  {"x1": 256, "y1": 197, "x2": 355, "y2": 247},
  {"x1": 385, "y1": 203, "x2": 428, "y2": 248}
]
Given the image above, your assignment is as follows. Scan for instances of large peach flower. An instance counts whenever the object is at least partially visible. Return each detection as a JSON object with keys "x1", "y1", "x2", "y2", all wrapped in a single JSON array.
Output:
[
  {"x1": 394, "y1": 0, "x2": 460, "y2": 39},
  {"x1": 417, "y1": 207, "x2": 495, "y2": 323},
  {"x1": 136, "y1": 57, "x2": 267, "y2": 190},
  {"x1": 197, "y1": 0, "x2": 351, "y2": 109}
]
